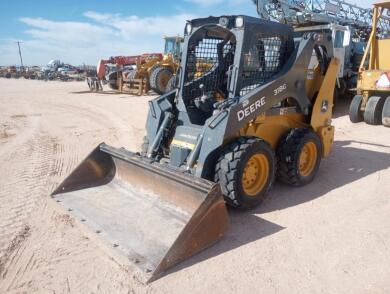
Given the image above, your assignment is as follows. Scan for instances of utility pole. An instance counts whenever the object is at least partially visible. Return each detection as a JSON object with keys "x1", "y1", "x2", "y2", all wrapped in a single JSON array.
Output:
[{"x1": 16, "y1": 41, "x2": 24, "y2": 69}]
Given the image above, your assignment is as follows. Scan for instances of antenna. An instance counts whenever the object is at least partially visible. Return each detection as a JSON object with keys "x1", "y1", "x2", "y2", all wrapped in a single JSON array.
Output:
[{"x1": 16, "y1": 41, "x2": 24, "y2": 69}]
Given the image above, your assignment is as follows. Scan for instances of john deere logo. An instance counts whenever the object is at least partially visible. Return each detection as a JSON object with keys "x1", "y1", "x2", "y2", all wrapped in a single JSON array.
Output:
[{"x1": 237, "y1": 96, "x2": 266, "y2": 121}]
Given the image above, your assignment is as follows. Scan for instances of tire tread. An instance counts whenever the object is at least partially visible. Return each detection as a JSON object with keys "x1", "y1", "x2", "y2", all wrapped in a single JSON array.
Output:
[
  {"x1": 215, "y1": 137, "x2": 274, "y2": 209},
  {"x1": 150, "y1": 67, "x2": 172, "y2": 95},
  {"x1": 276, "y1": 128, "x2": 321, "y2": 186},
  {"x1": 349, "y1": 95, "x2": 363, "y2": 123},
  {"x1": 382, "y1": 96, "x2": 390, "y2": 127},
  {"x1": 364, "y1": 96, "x2": 385, "y2": 125}
]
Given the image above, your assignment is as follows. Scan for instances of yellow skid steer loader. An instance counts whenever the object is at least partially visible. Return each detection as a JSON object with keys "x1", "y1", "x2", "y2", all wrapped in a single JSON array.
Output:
[{"x1": 52, "y1": 15, "x2": 339, "y2": 283}]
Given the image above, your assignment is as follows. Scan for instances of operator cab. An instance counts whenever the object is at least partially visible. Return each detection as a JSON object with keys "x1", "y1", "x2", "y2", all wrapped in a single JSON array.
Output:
[
  {"x1": 164, "y1": 36, "x2": 184, "y2": 61},
  {"x1": 177, "y1": 16, "x2": 294, "y2": 125},
  {"x1": 182, "y1": 24, "x2": 236, "y2": 115}
]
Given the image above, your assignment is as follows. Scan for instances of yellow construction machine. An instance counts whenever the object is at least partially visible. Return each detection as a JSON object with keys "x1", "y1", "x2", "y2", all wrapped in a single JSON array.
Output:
[
  {"x1": 349, "y1": 1, "x2": 390, "y2": 126},
  {"x1": 88, "y1": 53, "x2": 163, "y2": 95},
  {"x1": 89, "y1": 37, "x2": 183, "y2": 95},
  {"x1": 149, "y1": 36, "x2": 184, "y2": 94},
  {"x1": 121, "y1": 53, "x2": 163, "y2": 95},
  {"x1": 52, "y1": 16, "x2": 339, "y2": 283}
]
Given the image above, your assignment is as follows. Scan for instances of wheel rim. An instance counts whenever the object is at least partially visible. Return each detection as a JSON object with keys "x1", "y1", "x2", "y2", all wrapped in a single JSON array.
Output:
[
  {"x1": 242, "y1": 154, "x2": 269, "y2": 196},
  {"x1": 299, "y1": 142, "x2": 317, "y2": 177}
]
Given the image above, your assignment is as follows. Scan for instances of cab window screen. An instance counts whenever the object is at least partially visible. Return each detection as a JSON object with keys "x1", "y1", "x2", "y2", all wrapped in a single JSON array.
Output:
[
  {"x1": 183, "y1": 36, "x2": 235, "y2": 100},
  {"x1": 240, "y1": 35, "x2": 293, "y2": 96}
]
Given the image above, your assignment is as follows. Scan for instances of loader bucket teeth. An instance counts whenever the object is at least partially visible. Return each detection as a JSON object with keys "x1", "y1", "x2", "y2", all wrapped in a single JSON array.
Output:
[{"x1": 51, "y1": 143, "x2": 229, "y2": 283}]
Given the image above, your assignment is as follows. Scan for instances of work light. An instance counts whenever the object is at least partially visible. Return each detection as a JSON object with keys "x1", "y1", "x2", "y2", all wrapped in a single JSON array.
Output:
[
  {"x1": 235, "y1": 16, "x2": 244, "y2": 28},
  {"x1": 186, "y1": 22, "x2": 192, "y2": 35}
]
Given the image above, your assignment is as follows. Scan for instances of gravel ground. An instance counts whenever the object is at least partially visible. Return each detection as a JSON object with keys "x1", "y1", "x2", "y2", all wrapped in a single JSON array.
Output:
[{"x1": 0, "y1": 79, "x2": 389, "y2": 294}]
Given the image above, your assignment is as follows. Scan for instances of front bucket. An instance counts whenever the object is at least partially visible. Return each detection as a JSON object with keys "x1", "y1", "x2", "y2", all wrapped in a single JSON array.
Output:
[{"x1": 51, "y1": 143, "x2": 229, "y2": 283}]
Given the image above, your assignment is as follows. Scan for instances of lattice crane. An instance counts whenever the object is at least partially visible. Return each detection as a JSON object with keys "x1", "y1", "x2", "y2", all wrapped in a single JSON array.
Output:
[{"x1": 252, "y1": 0, "x2": 390, "y2": 35}]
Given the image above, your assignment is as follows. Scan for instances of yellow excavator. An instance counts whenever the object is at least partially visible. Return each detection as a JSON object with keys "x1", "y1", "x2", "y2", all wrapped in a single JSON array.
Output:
[{"x1": 52, "y1": 15, "x2": 339, "y2": 283}]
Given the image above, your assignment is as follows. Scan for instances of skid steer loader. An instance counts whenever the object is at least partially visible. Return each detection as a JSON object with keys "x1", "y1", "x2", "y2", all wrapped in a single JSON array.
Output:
[{"x1": 52, "y1": 15, "x2": 339, "y2": 283}]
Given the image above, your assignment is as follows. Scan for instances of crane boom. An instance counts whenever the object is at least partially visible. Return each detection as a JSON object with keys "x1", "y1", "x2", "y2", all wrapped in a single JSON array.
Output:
[{"x1": 252, "y1": 0, "x2": 390, "y2": 32}]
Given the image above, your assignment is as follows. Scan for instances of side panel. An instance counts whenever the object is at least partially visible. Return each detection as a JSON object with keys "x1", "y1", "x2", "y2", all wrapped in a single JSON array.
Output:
[
  {"x1": 310, "y1": 58, "x2": 339, "y2": 130},
  {"x1": 376, "y1": 39, "x2": 390, "y2": 70},
  {"x1": 310, "y1": 58, "x2": 339, "y2": 157},
  {"x1": 358, "y1": 70, "x2": 385, "y2": 92},
  {"x1": 239, "y1": 113, "x2": 306, "y2": 148},
  {"x1": 145, "y1": 91, "x2": 175, "y2": 144}
]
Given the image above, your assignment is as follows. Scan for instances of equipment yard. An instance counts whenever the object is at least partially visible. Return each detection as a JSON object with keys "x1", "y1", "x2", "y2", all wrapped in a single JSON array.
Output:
[{"x1": 0, "y1": 78, "x2": 389, "y2": 293}]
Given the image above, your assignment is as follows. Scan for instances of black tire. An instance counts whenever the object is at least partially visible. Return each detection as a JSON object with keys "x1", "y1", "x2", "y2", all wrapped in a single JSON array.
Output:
[
  {"x1": 276, "y1": 128, "x2": 322, "y2": 186},
  {"x1": 107, "y1": 72, "x2": 119, "y2": 90},
  {"x1": 215, "y1": 137, "x2": 275, "y2": 209},
  {"x1": 382, "y1": 96, "x2": 390, "y2": 127},
  {"x1": 166, "y1": 75, "x2": 177, "y2": 92},
  {"x1": 148, "y1": 64, "x2": 159, "y2": 80},
  {"x1": 149, "y1": 66, "x2": 161, "y2": 90},
  {"x1": 150, "y1": 67, "x2": 173, "y2": 95},
  {"x1": 349, "y1": 95, "x2": 364, "y2": 123},
  {"x1": 364, "y1": 96, "x2": 385, "y2": 125}
]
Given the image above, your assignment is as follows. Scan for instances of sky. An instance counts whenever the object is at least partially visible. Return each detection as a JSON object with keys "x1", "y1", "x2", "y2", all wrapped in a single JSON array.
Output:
[{"x1": 0, "y1": 0, "x2": 371, "y2": 66}]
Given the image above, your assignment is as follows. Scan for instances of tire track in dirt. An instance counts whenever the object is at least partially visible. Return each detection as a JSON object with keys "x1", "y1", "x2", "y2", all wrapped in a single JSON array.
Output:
[
  {"x1": 0, "y1": 89, "x2": 138, "y2": 293},
  {"x1": 1, "y1": 216, "x2": 135, "y2": 294},
  {"x1": 0, "y1": 133, "x2": 57, "y2": 260},
  {"x1": 50, "y1": 100, "x2": 136, "y2": 149},
  {"x1": 0, "y1": 114, "x2": 41, "y2": 258}
]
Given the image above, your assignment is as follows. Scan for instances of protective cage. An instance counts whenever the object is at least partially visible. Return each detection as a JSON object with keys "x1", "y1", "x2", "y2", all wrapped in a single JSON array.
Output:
[
  {"x1": 239, "y1": 35, "x2": 294, "y2": 95},
  {"x1": 183, "y1": 28, "x2": 236, "y2": 100},
  {"x1": 182, "y1": 26, "x2": 294, "y2": 100}
]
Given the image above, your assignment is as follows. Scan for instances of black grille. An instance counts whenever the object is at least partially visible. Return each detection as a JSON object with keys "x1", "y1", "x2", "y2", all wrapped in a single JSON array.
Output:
[
  {"x1": 184, "y1": 38, "x2": 235, "y2": 99},
  {"x1": 240, "y1": 36, "x2": 292, "y2": 95}
]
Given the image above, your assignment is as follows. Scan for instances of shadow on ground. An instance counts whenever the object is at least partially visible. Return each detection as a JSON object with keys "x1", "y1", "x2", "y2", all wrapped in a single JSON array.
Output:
[
  {"x1": 259, "y1": 140, "x2": 390, "y2": 213},
  {"x1": 69, "y1": 90, "x2": 158, "y2": 99},
  {"x1": 164, "y1": 139, "x2": 390, "y2": 279},
  {"x1": 69, "y1": 90, "x2": 124, "y2": 95}
]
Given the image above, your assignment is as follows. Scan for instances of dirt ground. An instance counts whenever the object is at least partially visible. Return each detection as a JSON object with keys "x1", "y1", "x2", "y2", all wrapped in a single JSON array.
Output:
[{"x1": 0, "y1": 79, "x2": 389, "y2": 294}]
